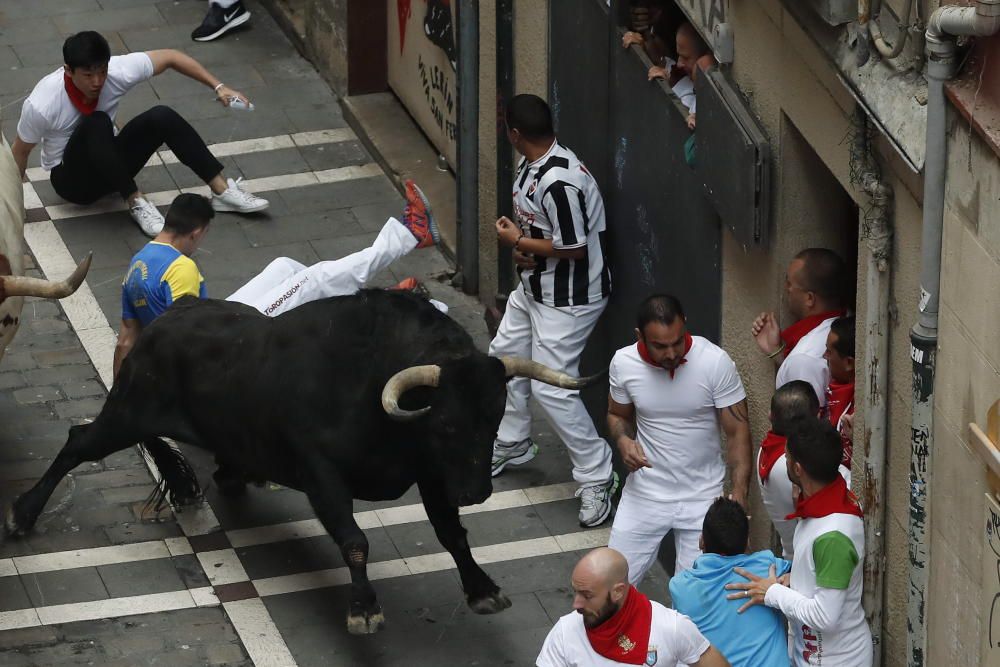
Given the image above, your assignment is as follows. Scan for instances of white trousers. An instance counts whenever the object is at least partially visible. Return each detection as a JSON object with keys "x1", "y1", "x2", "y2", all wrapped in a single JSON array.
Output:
[
  {"x1": 488, "y1": 283, "x2": 614, "y2": 486},
  {"x1": 227, "y1": 217, "x2": 417, "y2": 317},
  {"x1": 607, "y1": 488, "x2": 712, "y2": 584}
]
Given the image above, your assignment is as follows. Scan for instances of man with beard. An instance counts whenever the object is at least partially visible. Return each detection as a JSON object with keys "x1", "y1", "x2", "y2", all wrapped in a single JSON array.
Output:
[
  {"x1": 537, "y1": 547, "x2": 729, "y2": 666},
  {"x1": 751, "y1": 249, "x2": 849, "y2": 409},
  {"x1": 726, "y1": 419, "x2": 871, "y2": 667},
  {"x1": 606, "y1": 294, "x2": 752, "y2": 582}
]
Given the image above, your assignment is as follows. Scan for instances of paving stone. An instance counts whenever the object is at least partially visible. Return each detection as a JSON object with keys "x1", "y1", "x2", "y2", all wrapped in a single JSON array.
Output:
[
  {"x1": 23, "y1": 365, "x2": 98, "y2": 387},
  {"x1": 27, "y1": 318, "x2": 70, "y2": 335},
  {"x1": 0, "y1": 0, "x2": 99, "y2": 19},
  {"x1": 97, "y1": 557, "x2": 187, "y2": 598},
  {"x1": 299, "y1": 140, "x2": 372, "y2": 172},
  {"x1": 52, "y1": 6, "x2": 166, "y2": 32},
  {"x1": 18, "y1": 300, "x2": 59, "y2": 319},
  {"x1": 0, "y1": 625, "x2": 60, "y2": 651},
  {"x1": 237, "y1": 527, "x2": 398, "y2": 580},
  {"x1": 171, "y1": 553, "x2": 210, "y2": 589},
  {"x1": 61, "y1": 379, "x2": 107, "y2": 400},
  {"x1": 233, "y1": 146, "x2": 311, "y2": 180},
  {"x1": 73, "y1": 467, "x2": 153, "y2": 492},
  {"x1": 0, "y1": 18, "x2": 61, "y2": 47},
  {"x1": 99, "y1": 484, "x2": 158, "y2": 505},
  {"x1": 282, "y1": 103, "x2": 349, "y2": 133},
  {"x1": 103, "y1": 520, "x2": 184, "y2": 545},
  {"x1": 240, "y1": 209, "x2": 363, "y2": 248},
  {"x1": 0, "y1": 371, "x2": 26, "y2": 390},
  {"x1": 278, "y1": 176, "x2": 398, "y2": 214},
  {"x1": 0, "y1": 458, "x2": 55, "y2": 482},
  {"x1": 0, "y1": 575, "x2": 32, "y2": 612},
  {"x1": 0, "y1": 350, "x2": 38, "y2": 372},
  {"x1": 54, "y1": 397, "x2": 105, "y2": 420},
  {"x1": 155, "y1": 0, "x2": 207, "y2": 26},
  {"x1": 205, "y1": 642, "x2": 249, "y2": 665},
  {"x1": 12, "y1": 385, "x2": 63, "y2": 405},
  {"x1": 149, "y1": 64, "x2": 265, "y2": 100},
  {"x1": 22, "y1": 566, "x2": 109, "y2": 608},
  {"x1": 165, "y1": 155, "x2": 243, "y2": 189},
  {"x1": 349, "y1": 200, "x2": 406, "y2": 233}
]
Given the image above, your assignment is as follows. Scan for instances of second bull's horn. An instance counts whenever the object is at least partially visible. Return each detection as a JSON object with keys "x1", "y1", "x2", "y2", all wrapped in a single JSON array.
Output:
[
  {"x1": 381, "y1": 365, "x2": 441, "y2": 421},
  {"x1": 1, "y1": 253, "x2": 93, "y2": 299},
  {"x1": 500, "y1": 356, "x2": 604, "y2": 389}
]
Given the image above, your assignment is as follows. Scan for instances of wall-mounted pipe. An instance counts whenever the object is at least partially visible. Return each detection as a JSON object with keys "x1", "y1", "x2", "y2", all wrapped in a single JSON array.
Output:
[
  {"x1": 457, "y1": 0, "x2": 480, "y2": 295},
  {"x1": 854, "y1": 107, "x2": 893, "y2": 667},
  {"x1": 908, "y1": 2, "x2": 1000, "y2": 664},
  {"x1": 496, "y1": 0, "x2": 515, "y2": 299},
  {"x1": 869, "y1": 0, "x2": 914, "y2": 59}
]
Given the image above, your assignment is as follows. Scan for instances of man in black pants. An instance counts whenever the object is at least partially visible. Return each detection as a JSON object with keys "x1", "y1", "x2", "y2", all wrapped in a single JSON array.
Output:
[{"x1": 12, "y1": 31, "x2": 267, "y2": 237}]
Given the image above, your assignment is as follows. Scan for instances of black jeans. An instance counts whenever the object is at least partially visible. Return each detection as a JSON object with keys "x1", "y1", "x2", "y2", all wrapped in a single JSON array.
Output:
[{"x1": 50, "y1": 105, "x2": 224, "y2": 204}]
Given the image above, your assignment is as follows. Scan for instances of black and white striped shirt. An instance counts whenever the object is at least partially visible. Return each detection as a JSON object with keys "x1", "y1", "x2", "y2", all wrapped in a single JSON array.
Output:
[{"x1": 513, "y1": 142, "x2": 612, "y2": 307}]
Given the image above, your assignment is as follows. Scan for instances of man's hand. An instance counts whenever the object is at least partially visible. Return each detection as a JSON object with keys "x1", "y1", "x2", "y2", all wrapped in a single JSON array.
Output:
[
  {"x1": 841, "y1": 412, "x2": 854, "y2": 440},
  {"x1": 648, "y1": 66, "x2": 667, "y2": 81},
  {"x1": 725, "y1": 564, "x2": 779, "y2": 613},
  {"x1": 495, "y1": 216, "x2": 521, "y2": 247},
  {"x1": 216, "y1": 84, "x2": 250, "y2": 107},
  {"x1": 687, "y1": 113, "x2": 697, "y2": 131},
  {"x1": 622, "y1": 31, "x2": 645, "y2": 48},
  {"x1": 513, "y1": 249, "x2": 536, "y2": 270},
  {"x1": 752, "y1": 311, "x2": 782, "y2": 356},
  {"x1": 617, "y1": 436, "x2": 652, "y2": 472}
]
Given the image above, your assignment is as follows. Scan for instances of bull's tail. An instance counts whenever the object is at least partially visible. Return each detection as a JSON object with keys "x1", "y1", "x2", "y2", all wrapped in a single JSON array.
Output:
[{"x1": 139, "y1": 438, "x2": 203, "y2": 515}]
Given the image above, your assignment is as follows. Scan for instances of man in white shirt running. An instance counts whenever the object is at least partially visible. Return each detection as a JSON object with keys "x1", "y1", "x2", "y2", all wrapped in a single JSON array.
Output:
[
  {"x1": 727, "y1": 418, "x2": 872, "y2": 667},
  {"x1": 751, "y1": 249, "x2": 848, "y2": 408},
  {"x1": 606, "y1": 294, "x2": 752, "y2": 582},
  {"x1": 537, "y1": 547, "x2": 729, "y2": 667},
  {"x1": 12, "y1": 31, "x2": 267, "y2": 238}
]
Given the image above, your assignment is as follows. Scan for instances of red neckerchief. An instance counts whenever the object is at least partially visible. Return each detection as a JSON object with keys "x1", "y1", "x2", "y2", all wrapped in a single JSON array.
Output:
[
  {"x1": 785, "y1": 475, "x2": 863, "y2": 520},
  {"x1": 758, "y1": 431, "x2": 787, "y2": 484},
  {"x1": 584, "y1": 585, "x2": 652, "y2": 665},
  {"x1": 636, "y1": 332, "x2": 693, "y2": 379},
  {"x1": 780, "y1": 310, "x2": 846, "y2": 354},
  {"x1": 64, "y1": 73, "x2": 98, "y2": 115},
  {"x1": 827, "y1": 381, "x2": 855, "y2": 468}
]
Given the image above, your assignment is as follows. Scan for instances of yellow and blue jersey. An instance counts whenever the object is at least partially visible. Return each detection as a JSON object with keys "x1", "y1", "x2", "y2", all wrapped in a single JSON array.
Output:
[{"x1": 122, "y1": 241, "x2": 206, "y2": 327}]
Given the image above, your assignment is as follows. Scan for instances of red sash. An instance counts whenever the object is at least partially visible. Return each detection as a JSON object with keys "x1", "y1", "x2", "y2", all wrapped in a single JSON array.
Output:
[
  {"x1": 779, "y1": 310, "x2": 846, "y2": 354},
  {"x1": 785, "y1": 475, "x2": 863, "y2": 520},
  {"x1": 827, "y1": 381, "x2": 854, "y2": 467},
  {"x1": 637, "y1": 333, "x2": 693, "y2": 379},
  {"x1": 585, "y1": 585, "x2": 652, "y2": 665},
  {"x1": 757, "y1": 431, "x2": 787, "y2": 484},
  {"x1": 64, "y1": 73, "x2": 98, "y2": 116}
]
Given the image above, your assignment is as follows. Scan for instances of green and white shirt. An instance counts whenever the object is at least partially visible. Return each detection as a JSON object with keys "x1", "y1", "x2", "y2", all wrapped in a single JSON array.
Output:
[{"x1": 764, "y1": 512, "x2": 873, "y2": 666}]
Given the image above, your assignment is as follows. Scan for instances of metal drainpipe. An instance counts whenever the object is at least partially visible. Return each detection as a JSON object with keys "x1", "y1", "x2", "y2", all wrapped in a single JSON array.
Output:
[
  {"x1": 496, "y1": 0, "x2": 515, "y2": 299},
  {"x1": 854, "y1": 108, "x2": 893, "y2": 667},
  {"x1": 908, "y1": 2, "x2": 1000, "y2": 664},
  {"x1": 457, "y1": 0, "x2": 479, "y2": 295}
]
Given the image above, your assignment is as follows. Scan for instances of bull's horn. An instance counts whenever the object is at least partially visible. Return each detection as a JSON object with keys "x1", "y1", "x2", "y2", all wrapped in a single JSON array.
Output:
[
  {"x1": 381, "y1": 365, "x2": 441, "y2": 421},
  {"x1": 500, "y1": 356, "x2": 604, "y2": 389},
  {"x1": 2, "y1": 253, "x2": 93, "y2": 299}
]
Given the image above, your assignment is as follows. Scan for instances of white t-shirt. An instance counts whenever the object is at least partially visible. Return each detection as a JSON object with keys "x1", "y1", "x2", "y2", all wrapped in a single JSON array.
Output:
[
  {"x1": 756, "y1": 449, "x2": 852, "y2": 560},
  {"x1": 609, "y1": 337, "x2": 747, "y2": 503},
  {"x1": 537, "y1": 602, "x2": 710, "y2": 667},
  {"x1": 775, "y1": 317, "x2": 837, "y2": 408},
  {"x1": 17, "y1": 53, "x2": 155, "y2": 170}
]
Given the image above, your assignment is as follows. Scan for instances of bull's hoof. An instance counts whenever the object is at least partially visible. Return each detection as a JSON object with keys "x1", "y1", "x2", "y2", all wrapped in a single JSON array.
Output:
[
  {"x1": 3, "y1": 506, "x2": 27, "y2": 538},
  {"x1": 346, "y1": 609, "x2": 385, "y2": 635},
  {"x1": 468, "y1": 591, "x2": 512, "y2": 615}
]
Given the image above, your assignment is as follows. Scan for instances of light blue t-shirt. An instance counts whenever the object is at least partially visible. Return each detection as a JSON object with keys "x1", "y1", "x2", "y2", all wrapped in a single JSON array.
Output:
[{"x1": 669, "y1": 550, "x2": 792, "y2": 667}]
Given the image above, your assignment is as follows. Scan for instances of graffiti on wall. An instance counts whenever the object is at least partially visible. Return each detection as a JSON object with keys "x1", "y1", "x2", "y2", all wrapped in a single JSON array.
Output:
[{"x1": 986, "y1": 494, "x2": 1000, "y2": 665}]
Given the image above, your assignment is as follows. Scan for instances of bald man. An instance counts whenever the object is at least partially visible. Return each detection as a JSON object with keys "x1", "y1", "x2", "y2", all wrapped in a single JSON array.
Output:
[{"x1": 537, "y1": 548, "x2": 730, "y2": 666}]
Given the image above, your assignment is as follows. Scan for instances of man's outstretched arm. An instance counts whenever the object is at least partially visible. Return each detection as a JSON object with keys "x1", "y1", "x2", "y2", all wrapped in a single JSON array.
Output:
[{"x1": 145, "y1": 49, "x2": 249, "y2": 107}]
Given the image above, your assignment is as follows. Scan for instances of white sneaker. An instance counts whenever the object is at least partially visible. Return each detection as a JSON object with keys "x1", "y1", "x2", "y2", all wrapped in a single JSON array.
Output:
[
  {"x1": 129, "y1": 197, "x2": 165, "y2": 237},
  {"x1": 576, "y1": 473, "x2": 619, "y2": 527},
  {"x1": 212, "y1": 177, "x2": 269, "y2": 213}
]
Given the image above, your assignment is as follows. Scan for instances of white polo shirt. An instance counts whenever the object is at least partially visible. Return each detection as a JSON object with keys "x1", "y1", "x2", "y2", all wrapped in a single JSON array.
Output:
[
  {"x1": 609, "y1": 337, "x2": 746, "y2": 504},
  {"x1": 537, "y1": 602, "x2": 710, "y2": 667},
  {"x1": 17, "y1": 53, "x2": 155, "y2": 170},
  {"x1": 775, "y1": 316, "x2": 837, "y2": 408}
]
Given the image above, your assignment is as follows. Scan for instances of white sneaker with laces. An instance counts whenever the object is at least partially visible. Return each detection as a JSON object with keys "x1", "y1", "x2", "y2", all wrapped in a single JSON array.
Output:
[
  {"x1": 212, "y1": 177, "x2": 269, "y2": 213},
  {"x1": 129, "y1": 197, "x2": 165, "y2": 237},
  {"x1": 576, "y1": 472, "x2": 619, "y2": 527}
]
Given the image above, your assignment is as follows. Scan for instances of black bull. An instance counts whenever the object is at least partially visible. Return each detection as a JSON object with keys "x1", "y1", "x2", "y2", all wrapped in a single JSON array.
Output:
[{"x1": 3, "y1": 290, "x2": 599, "y2": 634}]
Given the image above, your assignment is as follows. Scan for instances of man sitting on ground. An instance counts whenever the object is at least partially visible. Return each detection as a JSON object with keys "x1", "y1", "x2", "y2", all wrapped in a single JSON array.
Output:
[
  {"x1": 537, "y1": 547, "x2": 730, "y2": 666},
  {"x1": 669, "y1": 497, "x2": 791, "y2": 667},
  {"x1": 726, "y1": 418, "x2": 872, "y2": 667},
  {"x1": 13, "y1": 31, "x2": 267, "y2": 237},
  {"x1": 823, "y1": 316, "x2": 856, "y2": 469}
]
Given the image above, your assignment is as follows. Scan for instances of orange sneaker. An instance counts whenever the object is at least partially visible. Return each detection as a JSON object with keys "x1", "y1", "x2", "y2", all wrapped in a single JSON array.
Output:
[{"x1": 402, "y1": 180, "x2": 439, "y2": 249}]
